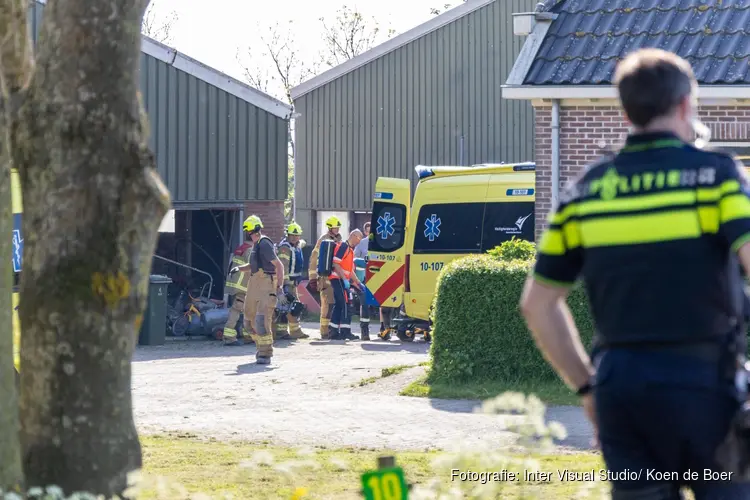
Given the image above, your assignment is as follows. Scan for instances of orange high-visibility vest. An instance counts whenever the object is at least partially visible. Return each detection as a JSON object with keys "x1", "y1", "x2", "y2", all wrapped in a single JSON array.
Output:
[{"x1": 329, "y1": 242, "x2": 354, "y2": 280}]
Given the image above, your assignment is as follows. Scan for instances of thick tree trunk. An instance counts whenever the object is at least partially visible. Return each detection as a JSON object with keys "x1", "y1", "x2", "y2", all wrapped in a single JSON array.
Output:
[
  {"x1": 0, "y1": 129, "x2": 23, "y2": 494},
  {"x1": 6, "y1": 0, "x2": 170, "y2": 495},
  {"x1": 0, "y1": 0, "x2": 34, "y2": 492}
]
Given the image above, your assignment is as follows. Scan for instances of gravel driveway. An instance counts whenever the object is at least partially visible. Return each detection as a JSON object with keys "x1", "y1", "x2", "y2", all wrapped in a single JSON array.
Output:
[{"x1": 132, "y1": 323, "x2": 594, "y2": 452}]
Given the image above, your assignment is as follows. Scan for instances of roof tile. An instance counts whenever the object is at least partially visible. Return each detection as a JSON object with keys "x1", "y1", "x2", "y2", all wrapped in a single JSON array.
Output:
[{"x1": 524, "y1": 0, "x2": 750, "y2": 85}]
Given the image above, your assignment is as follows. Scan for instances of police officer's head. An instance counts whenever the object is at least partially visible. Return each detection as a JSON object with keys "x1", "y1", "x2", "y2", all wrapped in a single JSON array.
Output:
[{"x1": 614, "y1": 48, "x2": 699, "y2": 143}]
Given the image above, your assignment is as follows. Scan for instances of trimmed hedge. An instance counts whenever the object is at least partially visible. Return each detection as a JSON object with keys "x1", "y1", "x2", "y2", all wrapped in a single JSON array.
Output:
[{"x1": 429, "y1": 255, "x2": 594, "y2": 383}]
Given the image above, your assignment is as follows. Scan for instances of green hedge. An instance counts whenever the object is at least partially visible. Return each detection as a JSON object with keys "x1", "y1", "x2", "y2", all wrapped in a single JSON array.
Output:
[{"x1": 429, "y1": 255, "x2": 594, "y2": 383}]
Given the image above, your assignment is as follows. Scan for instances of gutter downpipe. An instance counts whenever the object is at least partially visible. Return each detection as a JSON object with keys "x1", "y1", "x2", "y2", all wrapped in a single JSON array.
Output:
[{"x1": 551, "y1": 99, "x2": 561, "y2": 205}]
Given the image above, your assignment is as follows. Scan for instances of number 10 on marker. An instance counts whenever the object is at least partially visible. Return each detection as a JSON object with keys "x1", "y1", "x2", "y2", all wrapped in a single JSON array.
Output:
[{"x1": 361, "y1": 467, "x2": 408, "y2": 500}]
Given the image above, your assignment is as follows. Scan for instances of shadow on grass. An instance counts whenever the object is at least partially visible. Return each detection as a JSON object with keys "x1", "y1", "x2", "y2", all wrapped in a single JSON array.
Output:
[{"x1": 400, "y1": 372, "x2": 582, "y2": 407}]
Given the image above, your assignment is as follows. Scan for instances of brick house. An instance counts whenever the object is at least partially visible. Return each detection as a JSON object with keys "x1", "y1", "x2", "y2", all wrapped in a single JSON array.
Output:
[{"x1": 503, "y1": 0, "x2": 750, "y2": 238}]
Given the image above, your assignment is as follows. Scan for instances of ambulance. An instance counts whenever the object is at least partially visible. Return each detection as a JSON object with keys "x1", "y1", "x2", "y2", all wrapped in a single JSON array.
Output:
[{"x1": 365, "y1": 162, "x2": 536, "y2": 341}]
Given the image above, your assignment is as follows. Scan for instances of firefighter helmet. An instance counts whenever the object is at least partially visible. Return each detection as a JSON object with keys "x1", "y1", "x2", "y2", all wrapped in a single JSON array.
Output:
[
  {"x1": 286, "y1": 222, "x2": 303, "y2": 236},
  {"x1": 243, "y1": 215, "x2": 263, "y2": 233},
  {"x1": 325, "y1": 216, "x2": 342, "y2": 229}
]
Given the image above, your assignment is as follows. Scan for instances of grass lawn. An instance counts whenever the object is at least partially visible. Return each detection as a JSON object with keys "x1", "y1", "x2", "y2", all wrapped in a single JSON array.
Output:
[
  {"x1": 136, "y1": 435, "x2": 605, "y2": 499},
  {"x1": 354, "y1": 362, "x2": 430, "y2": 387},
  {"x1": 401, "y1": 371, "x2": 582, "y2": 406}
]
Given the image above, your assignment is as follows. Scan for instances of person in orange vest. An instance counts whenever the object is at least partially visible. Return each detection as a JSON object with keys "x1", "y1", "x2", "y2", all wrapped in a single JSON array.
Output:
[{"x1": 328, "y1": 229, "x2": 364, "y2": 341}]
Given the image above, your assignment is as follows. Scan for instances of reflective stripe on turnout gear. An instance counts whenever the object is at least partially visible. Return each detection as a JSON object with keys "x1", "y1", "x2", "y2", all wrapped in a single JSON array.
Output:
[
  {"x1": 278, "y1": 238, "x2": 304, "y2": 279},
  {"x1": 244, "y1": 271, "x2": 277, "y2": 357},
  {"x1": 225, "y1": 255, "x2": 249, "y2": 293}
]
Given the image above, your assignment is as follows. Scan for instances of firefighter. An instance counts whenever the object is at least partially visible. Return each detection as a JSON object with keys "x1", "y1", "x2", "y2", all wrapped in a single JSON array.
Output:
[
  {"x1": 273, "y1": 222, "x2": 309, "y2": 341},
  {"x1": 308, "y1": 216, "x2": 343, "y2": 339},
  {"x1": 230, "y1": 215, "x2": 285, "y2": 364},
  {"x1": 329, "y1": 229, "x2": 364, "y2": 341},
  {"x1": 222, "y1": 230, "x2": 254, "y2": 346}
]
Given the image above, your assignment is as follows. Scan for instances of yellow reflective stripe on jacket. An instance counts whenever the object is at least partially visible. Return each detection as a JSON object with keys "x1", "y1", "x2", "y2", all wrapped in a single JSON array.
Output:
[
  {"x1": 278, "y1": 247, "x2": 292, "y2": 279},
  {"x1": 540, "y1": 179, "x2": 750, "y2": 252},
  {"x1": 226, "y1": 255, "x2": 248, "y2": 292}
]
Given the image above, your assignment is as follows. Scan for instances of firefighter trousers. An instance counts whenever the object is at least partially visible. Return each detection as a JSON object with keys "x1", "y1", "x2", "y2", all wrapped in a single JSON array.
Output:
[
  {"x1": 243, "y1": 272, "x2": 277, "y2": 358},
  {"x1": 318, "y1": 277, "x2": 334, "y2": 339},
  {"x1": 222, "y1": 293, "x2": 245, "y2": 342},
  {"x1": 272, "y1": 280, "x2": 306, "y2": 340}
]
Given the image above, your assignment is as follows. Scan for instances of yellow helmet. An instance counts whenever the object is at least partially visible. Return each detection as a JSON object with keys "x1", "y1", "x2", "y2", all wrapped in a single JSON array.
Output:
[
  {"x1": 286, "y1": 222, "x2": 303, "y2": 236},
  {"x1": 325, "y1": 216, "x2": 342, "y2": 229},
  {"x1": 243, "y1": 215, "x2": 263, "y2": 233}
]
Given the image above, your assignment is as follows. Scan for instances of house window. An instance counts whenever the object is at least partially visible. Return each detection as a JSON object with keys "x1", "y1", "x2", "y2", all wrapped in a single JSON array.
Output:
[{"x1": 709, "y1": 142, "x2": 750, "y2": 167}]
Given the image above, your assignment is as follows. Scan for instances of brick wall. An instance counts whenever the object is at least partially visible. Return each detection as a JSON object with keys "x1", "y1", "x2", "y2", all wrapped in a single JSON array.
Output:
[
  {"x1": 533, "y1": 104, "x2": 750, "y2": 238},
  {"x1": 245, "y1": 200, "x2": 285, "y2": 241}
]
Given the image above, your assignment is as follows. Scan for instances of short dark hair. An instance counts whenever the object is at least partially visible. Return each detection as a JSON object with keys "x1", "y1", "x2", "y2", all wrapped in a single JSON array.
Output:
[{"x1": 613, "y1": 48, "x2": 696, "y2": 128}]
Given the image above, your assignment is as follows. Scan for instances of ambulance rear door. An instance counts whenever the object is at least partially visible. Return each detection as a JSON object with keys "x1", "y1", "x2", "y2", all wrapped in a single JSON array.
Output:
[{"x1": 366, "y1": 178, "x2": 410, "y2": 308}]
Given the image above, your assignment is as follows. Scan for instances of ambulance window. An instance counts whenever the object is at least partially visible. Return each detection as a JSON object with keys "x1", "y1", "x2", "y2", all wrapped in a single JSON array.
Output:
[
  {"x1": 480, "y1": 201, "x2": 535, "y2": 251},
  {"x1": 413, "y1": 203, "x2": 483, "y2": 254},
  {"x1": 369, "y1": 202, "x2": 406, "y2": 252}
]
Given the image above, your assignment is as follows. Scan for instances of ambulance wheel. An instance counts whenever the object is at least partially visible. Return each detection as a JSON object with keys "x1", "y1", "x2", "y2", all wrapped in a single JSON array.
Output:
[{"x1": 423, "y1": 330, "x2": 432, "y2": 343}]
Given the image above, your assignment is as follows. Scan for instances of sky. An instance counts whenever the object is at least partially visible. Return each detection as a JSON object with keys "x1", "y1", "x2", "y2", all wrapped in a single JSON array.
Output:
[{"x1": 146, "y1": 0, "x2": 452, "y2": 102}]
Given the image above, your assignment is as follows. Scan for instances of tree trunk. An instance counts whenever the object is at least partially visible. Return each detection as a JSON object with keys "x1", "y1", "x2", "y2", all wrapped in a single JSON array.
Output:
[
  {"x1": 0, "y1": 111, "x2": 24, "y2": 495},
  {"x1": 5, "y1": 0, "x2": 170, "y2": 495},
  {"x1": 0, "y1": 0, "x2": 35, "y2": 492}
]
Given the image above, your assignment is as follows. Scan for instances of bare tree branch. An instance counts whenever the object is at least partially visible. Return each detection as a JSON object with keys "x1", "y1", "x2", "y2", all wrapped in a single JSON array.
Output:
[
  {"x1": 430, "y1": 0, "x2": 467, "y2": 16},
  {"x1": 141, "y1": 0, "x2": 178, "y2": 44},
  {"x1": 237, "y1": 22, "x2": 322, "y2": 219},
  {"x1": 319, "y1": 5, "x2": 396, "y2": 67},
  {"x1": 237, "y1": 22, "x2": 319, "y2": 106}
]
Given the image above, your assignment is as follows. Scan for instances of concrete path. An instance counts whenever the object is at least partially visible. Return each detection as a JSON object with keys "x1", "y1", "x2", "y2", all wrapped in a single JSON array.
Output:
[{"x1": 132, "y1": 323, "x2": 594, "y2": 452}]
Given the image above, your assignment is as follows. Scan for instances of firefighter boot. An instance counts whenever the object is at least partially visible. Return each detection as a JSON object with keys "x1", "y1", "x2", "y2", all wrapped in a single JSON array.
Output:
[
  {"x1": 360, "y1": 323, "x2": 370, "y2": 341},
  {"x1": 341, "y1": 327, "x2": 359, "y2": 341},
  {"x1": 329, "y1": 327, "x2": 341, "y2": 340}
]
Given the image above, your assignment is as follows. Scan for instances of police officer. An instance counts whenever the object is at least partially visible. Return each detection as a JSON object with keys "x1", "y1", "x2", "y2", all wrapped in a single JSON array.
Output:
[
  {"x1": 273, "y1": 222, "x2": 309, "y2": 341},
  {"x1": 308, "y1": 216, "x2": 343, "y2": 339},
  {"x1": 222, "y1": 229, "x2": 254, "y2": 346},
  {"x1": 520, "y1": 48, "x2": 750, "y2": 498},
  {"x1": 230, "y1": 215, "x2": 285, "y2": 364}
]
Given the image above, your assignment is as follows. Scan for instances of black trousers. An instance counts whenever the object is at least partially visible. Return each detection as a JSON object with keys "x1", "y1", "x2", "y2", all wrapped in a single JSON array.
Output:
[
  {"x1": 330, "y1": 279, "x2": 351, "y2": 332},
  {"x1": 595, "y1": 348, "x2": 750, "y2": 499}
]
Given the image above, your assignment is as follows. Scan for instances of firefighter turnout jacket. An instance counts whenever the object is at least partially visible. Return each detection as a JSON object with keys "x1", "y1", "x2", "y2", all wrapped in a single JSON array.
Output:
[
  {"x1": 225, "y1": 241, "x2": 253, "y2": 295},
  {"x1": 534, "y1": 131, "x2": 750, "y2": 347},
  {"x1": 278, "y1": 238, "x2": 304, "y2": 282}
]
